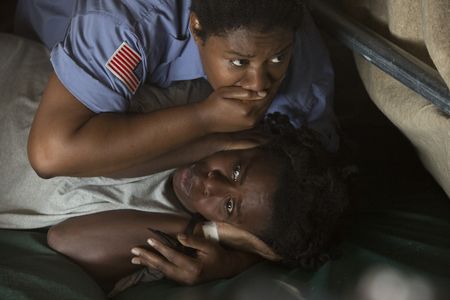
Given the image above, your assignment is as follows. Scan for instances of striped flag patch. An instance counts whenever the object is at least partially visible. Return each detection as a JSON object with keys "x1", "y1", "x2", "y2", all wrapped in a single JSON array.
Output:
[{"x1": 106, "y1": 42, "x2": 142, "y2": 94}]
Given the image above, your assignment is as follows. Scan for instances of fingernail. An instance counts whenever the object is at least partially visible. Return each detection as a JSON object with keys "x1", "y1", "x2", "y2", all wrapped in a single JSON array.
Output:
[
  {"x1": 147, "y1": 238, "x2": 155, "y2": 246},
  {"x1": 257, "y1": 91, "x2": 267, "y2": 97},
  {"x1": 131, "y1": 257, "x2": 141, "y2": 265},
  {"x1": 131, "y1": 248, "x2": 140, "y2": 255},
  {"x1": 177, "y1": 234, "x2": 187, "y2": 240}
]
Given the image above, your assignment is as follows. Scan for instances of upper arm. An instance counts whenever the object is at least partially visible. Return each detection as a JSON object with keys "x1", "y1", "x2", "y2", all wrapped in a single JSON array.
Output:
[
  {"x1": 49, "y1": 11, "x2": 149, "y2": 113},
  {"x1": 47, "y1": 210, "x2": 189, "y2": 287},
  {"x1": 27, "y1": 72, "x2": 96, "y2": 177},
  {"x1": 28, "y1": 11, "x2": 150, "y2": 176}
]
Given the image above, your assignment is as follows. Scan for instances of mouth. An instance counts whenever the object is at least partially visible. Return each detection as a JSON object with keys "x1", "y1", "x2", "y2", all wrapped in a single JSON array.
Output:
[
  {"x1": 180, "y1": 166, "x2": 194, "y2": 196},
  {"x1": 173, "y1": 165, "x2": 195, "y2": 212}
]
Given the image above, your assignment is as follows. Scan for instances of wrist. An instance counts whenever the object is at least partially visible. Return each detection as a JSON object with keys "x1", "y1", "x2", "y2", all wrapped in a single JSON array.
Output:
[{"x1": 191, "y1": 101, "x2": 214, "y2": 135}]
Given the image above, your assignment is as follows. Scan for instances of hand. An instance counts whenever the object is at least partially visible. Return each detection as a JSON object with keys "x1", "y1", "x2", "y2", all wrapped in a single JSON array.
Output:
[
  {"x1": 196, "y1": 86, "x2": 273, "y2": 133},
  {"x1": 210, "y1": 127, "x2": 271, "y2": 153},
  {"x1": 130, "y1": 234, "x2": 251, "y2": 285},
  {"x1": 214, "y1": 222, "x2": 282, "y2": 261}
]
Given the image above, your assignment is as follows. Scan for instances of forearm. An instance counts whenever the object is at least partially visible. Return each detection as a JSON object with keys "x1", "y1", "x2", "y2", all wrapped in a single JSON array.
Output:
[
  {"x1": 48, "y1": 210, "x2": 263, "y2": 289},
  {"x1": 110, "y1": 133, "x2": 231, "y2": 178},
  {"x1": 30, "y1": 105, "x2": 207, "y2": 178},
  {"x1": 70, "y1": 108, "x2": 208, "y2": 175},
  {"x1": 29, "y1": 73, "x2": 270, "y2": 178},
  {"x1": 28, "y1": 74, "x2": 213, "y2": 178}
]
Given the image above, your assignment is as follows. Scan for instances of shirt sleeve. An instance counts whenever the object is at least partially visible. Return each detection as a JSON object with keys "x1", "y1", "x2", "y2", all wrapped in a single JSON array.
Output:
[
  {"x1": 267, "y1": 11, "x2": 339, "y2": 152},
  {"x1": 50, "y1": 13, "x2": 148, "y2": 113}
]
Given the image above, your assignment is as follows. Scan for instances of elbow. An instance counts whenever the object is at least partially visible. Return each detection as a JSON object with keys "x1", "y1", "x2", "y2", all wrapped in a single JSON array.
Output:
[
  {"x1": 47, "y1": 221, "x2": 108, "y2": 268},
  {"x1": 27, "y1": 136, "x2": 67, "y2": 179},
  {"x1": 47, "y1": 224, "x2": 68, "y2": 254},
  {"x1": 47, "y1": 222, "x2": 80, "y2": 258},
  {"x1": 47, "y1": 223, "x2": 80, "y2": 259}
]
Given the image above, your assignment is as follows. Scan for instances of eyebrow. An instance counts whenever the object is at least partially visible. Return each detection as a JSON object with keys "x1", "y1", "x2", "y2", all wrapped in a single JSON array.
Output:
[
  {"x1": 225, "y1": 50, "x2": 256, "y2": 58},
  {"x1": 239, "y1": 159, "x2": 251, "y2": 187},
  {"x1": 236, "y1": 198, "x2": 242, "y2": 221},
  {"x1": 273, "y1": 42, "x2": 294, "y2": 55},
  {"x1": 225, "y1": 42, "x2": 294, "y2": 59},
  {"x1": 235, "y1": 158, "x2": 253, "y2": 221}
]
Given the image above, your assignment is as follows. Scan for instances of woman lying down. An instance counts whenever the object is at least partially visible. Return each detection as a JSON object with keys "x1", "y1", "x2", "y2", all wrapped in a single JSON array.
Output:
[{"x1": 4, "y1": 114, "x2": 349, "y2": 295}]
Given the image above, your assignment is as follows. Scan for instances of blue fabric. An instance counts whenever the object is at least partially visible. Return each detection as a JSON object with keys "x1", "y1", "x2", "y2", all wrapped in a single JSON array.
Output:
[{"x1": 15, "y1": 0, "x2": 337, "y2": 150}]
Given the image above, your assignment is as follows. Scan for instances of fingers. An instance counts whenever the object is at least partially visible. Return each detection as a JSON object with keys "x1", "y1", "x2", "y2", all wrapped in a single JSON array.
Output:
[
  {"x1": 131, "y1": 246, "x2": 179, "y2": 279},
  {"x1": 239, "y1": 128, "x2": 271, "y2": 145},
  {"x1": 201, "y1": 86, "x2": 274, "y2": 132},
  {"x1": 131, "y1": 238, "x2": 200, "y2": 284},
  {"x1": 176, "y1": 234, "x2": 217, "y2": 254},
  {"x1": 148, "y1": 238, "x2": 194, "y2": 268},
  {"x1": 220, "y1": 86, "x2": 268, "y2": 102},
  {"x1": 131, "y1": 235, "x2": 237, "y2": 285},
  {"x1": 216, "y1": 222, "x2": 282, "y2": 261},
  {"x1": 222, "y1": 129, "x2": 271, "y2": 151}
]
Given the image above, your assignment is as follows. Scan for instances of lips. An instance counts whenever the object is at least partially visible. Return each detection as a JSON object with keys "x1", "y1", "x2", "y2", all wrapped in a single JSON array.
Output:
[
  {"x1": 173, "y1": 165, "x2": 195, "y2": 213},
  {"x1": 179, "y1": 166, "x2": 194, "y2": 197}
]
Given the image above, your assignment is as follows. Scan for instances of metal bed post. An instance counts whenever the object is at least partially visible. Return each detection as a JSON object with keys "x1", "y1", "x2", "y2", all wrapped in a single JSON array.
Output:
[{"x1": 308, "y1": 0, "x2": 450, "y2": 116}]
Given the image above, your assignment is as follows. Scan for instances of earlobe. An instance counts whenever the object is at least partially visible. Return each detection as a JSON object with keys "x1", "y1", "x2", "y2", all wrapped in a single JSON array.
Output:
[{"x1": 189, "y1": 13, "x2": 203, "y2": 43}]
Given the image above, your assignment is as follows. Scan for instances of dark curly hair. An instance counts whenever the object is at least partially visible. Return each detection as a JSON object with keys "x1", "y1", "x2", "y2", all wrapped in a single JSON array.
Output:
[
  {"x1": 189, "y1": 0, "x2": 304, "y2": 41},
  {"x1": 258, "y1": 113, "x2": 349, "y2": 269}
]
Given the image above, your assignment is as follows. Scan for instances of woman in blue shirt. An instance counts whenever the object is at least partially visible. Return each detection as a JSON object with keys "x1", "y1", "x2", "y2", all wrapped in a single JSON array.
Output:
[{"x1": 15, "y1": 0, "x2": 337, "y2": 179}]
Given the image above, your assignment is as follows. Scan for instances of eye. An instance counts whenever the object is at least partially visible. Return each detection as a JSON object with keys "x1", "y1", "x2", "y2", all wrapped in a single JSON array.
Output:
[
  {"x1": 230, "y1": 59, "x2": 248, "y2": 68},
  {"x1": 225, "y1": 198, "x2": 234, "y2": 215},
  {"x1": 231, "y1": 164, "x2": 241, "y2": 182},
  {"x1": 270, "y1": 54, "x2": 286, "y2": 64}
]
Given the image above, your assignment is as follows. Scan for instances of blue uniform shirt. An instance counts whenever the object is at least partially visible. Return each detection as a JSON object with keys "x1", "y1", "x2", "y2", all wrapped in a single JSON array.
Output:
[{"x1": 15, "y1": 0, "x2": 338, "y2": 150}]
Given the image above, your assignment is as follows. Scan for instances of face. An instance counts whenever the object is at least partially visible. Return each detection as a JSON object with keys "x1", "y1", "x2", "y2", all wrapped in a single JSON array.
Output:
[
  {"x1": 191, "y1": 14, "x2": 294, "y2": 98},
  {"x1": 172, "y1": 148, "x2": 280, "y2": 235}
]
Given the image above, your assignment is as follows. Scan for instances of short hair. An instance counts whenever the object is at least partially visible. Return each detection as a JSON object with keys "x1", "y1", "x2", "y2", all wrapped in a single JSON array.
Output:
[
  {"x1": 189, "y1": 0, "x2": 304, "y2": 41},
  {"x1": 259, "y1": 113, "x2": 350, "y2": 269}
]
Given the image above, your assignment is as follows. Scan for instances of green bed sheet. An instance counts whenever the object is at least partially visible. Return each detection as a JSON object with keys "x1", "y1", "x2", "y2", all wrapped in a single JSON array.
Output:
[{"x1": 1, "y1": 189, "x2": 449, "y2": 300}]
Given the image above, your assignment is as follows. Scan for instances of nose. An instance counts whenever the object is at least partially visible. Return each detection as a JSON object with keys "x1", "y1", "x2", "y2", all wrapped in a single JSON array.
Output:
[
  {"x1": 203, "y1": 170, "x2": 233, "y2": 198},
  {"x1": 240, "y1": 67, "x2": 271, "y2": 93},
  {"x1": 194, "y1": 171, "x2": 236, "y2": 218}
]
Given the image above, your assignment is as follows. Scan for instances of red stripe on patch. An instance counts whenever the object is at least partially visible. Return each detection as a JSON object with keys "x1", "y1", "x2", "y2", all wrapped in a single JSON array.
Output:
[
  {"x1": 106, "y1": 42, "x2": 142, "y2": 94},
  {"x1": 112, "y1": 55, "x2": 139, "y2": 86},
  {"x1": 121, "y1": 43, "x2": 141, "y2": 62},
  {"x1": 109, "y1": 60, "x2": 138, "y2": 92}
]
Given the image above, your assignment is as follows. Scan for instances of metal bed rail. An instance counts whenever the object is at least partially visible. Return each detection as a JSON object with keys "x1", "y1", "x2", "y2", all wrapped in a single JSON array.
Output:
[{"x1": 309, "y1": 0, "x2": 450, "y2": 116}]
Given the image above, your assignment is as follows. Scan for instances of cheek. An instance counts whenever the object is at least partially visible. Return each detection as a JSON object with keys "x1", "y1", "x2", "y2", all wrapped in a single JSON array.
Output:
[
  {"x1": 192, "y1": 197, "x2": 223, "y2": 222},
  {"x1": 235, "y1": 213, "x2": 269, "y2": 236},
  {"x1": 238, "y1": 201, "x2": 272, "y2": 234},
  {"x1": 203, "y1": 58, "x2": 242, "y2": 89},
  {"x1": 272, "y1": 62, "x2": 291, "y2": 82}
]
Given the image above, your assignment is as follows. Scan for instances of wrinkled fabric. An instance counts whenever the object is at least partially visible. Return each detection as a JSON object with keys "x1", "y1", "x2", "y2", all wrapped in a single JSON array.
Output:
[{"x1": 0, "y1": 34, "x2": 192, "y2": 229}]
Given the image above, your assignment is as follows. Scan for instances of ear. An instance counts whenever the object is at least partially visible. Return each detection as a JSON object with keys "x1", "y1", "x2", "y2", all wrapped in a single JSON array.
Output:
[
  {"x1": 189, "y1": 13, "x2": 203, "y2": 44},
  {"x1": 213, "y1": 222, "x2": 282, "y2": 261}
]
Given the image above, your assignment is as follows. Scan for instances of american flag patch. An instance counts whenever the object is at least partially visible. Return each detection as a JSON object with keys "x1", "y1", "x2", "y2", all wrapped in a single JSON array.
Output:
[{"x1": 106, "y1": 42, "x2": 142, "y2": 94}]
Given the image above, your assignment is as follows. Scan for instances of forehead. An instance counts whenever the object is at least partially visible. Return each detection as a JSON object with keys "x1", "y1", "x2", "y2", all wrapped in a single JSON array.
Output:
[
  {"x1": 211, "y1": 28, "x2": 294, "y2": 56},
  {"x1": 234, "y1": 151, "x2": 280, "y2": 234}
]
